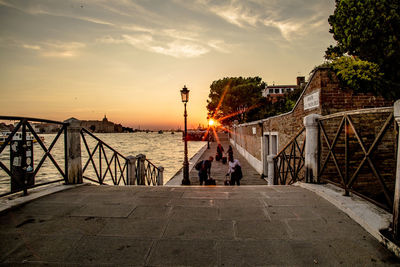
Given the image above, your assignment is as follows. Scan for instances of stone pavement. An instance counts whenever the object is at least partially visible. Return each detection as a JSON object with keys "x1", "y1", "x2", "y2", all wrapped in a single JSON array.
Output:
[
  {"x1": 1, "y1": 184, "x2": 399, "y2": 266},
  {"x1": 189, "y1": 134, "x2": 267, "y2": 186}
]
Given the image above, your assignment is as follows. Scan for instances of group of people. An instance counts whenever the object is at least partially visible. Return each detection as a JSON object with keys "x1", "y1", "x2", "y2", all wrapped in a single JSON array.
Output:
[{"x1": 197, "y1": 144, "x2": 242, "y2": 186}]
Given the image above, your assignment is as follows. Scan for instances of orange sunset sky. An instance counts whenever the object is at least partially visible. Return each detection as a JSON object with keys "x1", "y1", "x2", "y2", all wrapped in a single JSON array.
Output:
[{"x1": 0, "y1": 0, "x2": 335, "y2": 129}]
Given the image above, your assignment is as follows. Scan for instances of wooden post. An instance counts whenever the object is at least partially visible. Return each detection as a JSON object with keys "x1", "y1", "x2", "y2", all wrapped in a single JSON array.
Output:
[
  {"x1": 126, "y1": 156, "x2": 136, "y2": 185},
  {"x1": 392, "y1": 100, "x2": 400, "y2": 240},
  {"x1": 136, "y1": 154, "x2": 146, "y2": 185},
  {"x1": 304, "y1": 114, "x2": 321, "y2": 183},
  {"x1": 157, "y1": 167, "x2": 164, "y2": 185},
  {"x1": 64, "y1": 118, "x2": 82, "y2": 184}
]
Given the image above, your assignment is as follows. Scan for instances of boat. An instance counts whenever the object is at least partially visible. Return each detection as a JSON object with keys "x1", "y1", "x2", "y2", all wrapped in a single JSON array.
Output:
[{"x1": 158, "y1": 130, "x2": 163, "y2": 134}]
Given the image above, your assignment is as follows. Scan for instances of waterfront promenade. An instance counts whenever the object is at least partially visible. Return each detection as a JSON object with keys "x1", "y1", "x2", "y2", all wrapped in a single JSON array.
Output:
[
  {"x1": 1, "y1": 184, "x2": 399, "y2": 265},
  {"x1": 188, "y1": 134, "x2": 267, "y2": 185}
]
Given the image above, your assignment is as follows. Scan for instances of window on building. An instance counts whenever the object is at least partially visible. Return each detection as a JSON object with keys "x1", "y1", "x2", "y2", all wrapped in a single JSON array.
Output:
[
  {"x1": 269, "y1": 89, "x2": 274, "y2": 94},
  {"x1": 274, "y1": 88, "x2": 280, "y2": 94}
]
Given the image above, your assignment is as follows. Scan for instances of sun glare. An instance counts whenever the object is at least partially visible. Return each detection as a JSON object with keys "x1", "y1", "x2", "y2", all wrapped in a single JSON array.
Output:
[{"x1": 208, "y1": 119, "x2": 215, "y2": 126}]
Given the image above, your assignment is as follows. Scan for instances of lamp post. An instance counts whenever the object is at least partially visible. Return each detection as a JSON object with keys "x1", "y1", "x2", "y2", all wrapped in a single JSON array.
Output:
[
  {"x1": 207, "y1": 118, "x2": 214, "y2": 149},
  {"x1": 181, "y1": 85, "x2": 190, "y2": 185}
]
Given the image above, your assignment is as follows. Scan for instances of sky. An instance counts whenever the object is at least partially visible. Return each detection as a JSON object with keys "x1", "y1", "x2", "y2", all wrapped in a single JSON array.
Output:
[{"x1": 0, "y1": 0, "x2": 336, "y2": 129}]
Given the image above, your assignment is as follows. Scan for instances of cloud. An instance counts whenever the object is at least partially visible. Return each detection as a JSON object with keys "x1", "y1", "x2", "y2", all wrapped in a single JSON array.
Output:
[
  {"x1": 40, "y1": 42, "x2": 85, "y2": 58},
  {"x1": 98, "y1": 34, "x2": 208, "y2": 58},
  {"x1": 207, "y1": 40, "x2": 233, "y2": 53},
  {"x1": 22, "y1": 44, "x2": 41, "y2": 50},
  {"x1": 191, "y1": 0, "x2": 331, "y2": 41},
  {"x1": 151, "y1": 41, "x2": 209, "y2": 58},
  {"x1": 210, "y1": 4, "x2": 259, "y2": 28}
]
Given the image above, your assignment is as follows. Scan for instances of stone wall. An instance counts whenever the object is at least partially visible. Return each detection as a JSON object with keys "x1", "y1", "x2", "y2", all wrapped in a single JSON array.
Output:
[{"x1": 232, "y1": 67, "x2": 393, "y2": 174}]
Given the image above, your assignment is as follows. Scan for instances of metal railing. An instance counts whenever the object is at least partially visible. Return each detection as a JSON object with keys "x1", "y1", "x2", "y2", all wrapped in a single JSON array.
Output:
[
  {"x1": 273, "y1": 127, "x2": 306, "y2": 185},
  {"x1": 0, "y1": 116, "x2": 68, "y2": 197},
  {"x1": 318, "y1": 108, "x2": 395, "y2": 212},
  {"x1": 144, "y1": 159, "x2": 162, "y2": 186},
  {"x1": 0, "y1": 116, "x2": 163, "y2": 197},
  {"x1": 80, "y1": 128, "x2": 163, "y2": 186},
  {"x1": 80, "y1": 128, "x2": 129, "y2": 185}
]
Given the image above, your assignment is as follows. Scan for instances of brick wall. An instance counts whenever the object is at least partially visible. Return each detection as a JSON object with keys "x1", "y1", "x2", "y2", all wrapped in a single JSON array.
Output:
[
  {"x1": 232, "y1": 67, "x2": 394, "y2": 174},
  {"x1": 318, "y1": 109, "x2": 395, "y2": 211}
]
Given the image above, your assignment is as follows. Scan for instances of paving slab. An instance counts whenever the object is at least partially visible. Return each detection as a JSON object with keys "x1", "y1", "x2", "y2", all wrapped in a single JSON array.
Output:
[
  {"x1": 67, "y1": 236, "x2": 153, "y2": 266},
  {"x1": 147, "y1": 239, "x2": 217, "y2": 266},
  {"x1": 4, "y1": 235, "x2": 82, "y2": 264},
  {"x1": 69, "y1": 203, "x2": 136, "y2": 218},
  {"x1": 218, "y1": 240, "x2": 296, "y2": 266},
  {"x1": 0, "y1": 184, "x2": 399, "y2": 266},
  {"x1": 163, "y1": 219, "x2": 235, "y2": 240},
  {"x1": 99, "y1": 218, "x2": 167, "y2": 238},
  {"x1": 236, "y1": 220, "x2": 290, "y2": 240}
]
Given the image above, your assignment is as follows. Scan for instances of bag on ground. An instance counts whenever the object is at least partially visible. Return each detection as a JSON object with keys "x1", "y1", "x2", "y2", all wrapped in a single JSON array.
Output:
[{"x1": 205, "y1": 178, "x2": 216, "y2": 185}]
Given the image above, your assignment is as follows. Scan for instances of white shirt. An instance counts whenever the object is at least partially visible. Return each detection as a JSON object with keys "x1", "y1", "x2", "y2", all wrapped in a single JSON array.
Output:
[{"x1": 228, "y1": 159, "x2": 241, "y2": 174}]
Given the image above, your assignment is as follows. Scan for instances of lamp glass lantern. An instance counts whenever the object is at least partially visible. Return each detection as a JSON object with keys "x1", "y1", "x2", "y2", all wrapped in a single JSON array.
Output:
[{"x1": 180, "y1": 85, "x2": 189, "y2": 103}]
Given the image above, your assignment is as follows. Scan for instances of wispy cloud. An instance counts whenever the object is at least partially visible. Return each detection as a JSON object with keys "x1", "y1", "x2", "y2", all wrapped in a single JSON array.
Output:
[
  {"x1": 40, "y1": 42, "x2": 85, "y2": 58},
  {"x1": 97, "y1": 34, "x2": 209, "y2": 58},
  {"x1": 207, "y1": 40, "x2": 233, "y2": 53},
  {"x1": 22, "y1": 44, "x2": 41, "y2": 50},
  {"x1": 151, "y1": 41, "x2": 209, "y2": 58},
  {"x1": 190, "y1": 0, "x2": 330, "y2": 41}
]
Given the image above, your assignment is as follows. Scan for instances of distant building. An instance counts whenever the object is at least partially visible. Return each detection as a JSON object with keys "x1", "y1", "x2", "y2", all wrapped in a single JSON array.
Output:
[
  {"x1": 80, "y1": 115, "x2": 123, "y2": 133},
  {"x1": 30, "y1": 123, "x2": 61, "y2": 133},
  {"x1": 262, "y1": 76, "x2": 306, "y2": 103}
]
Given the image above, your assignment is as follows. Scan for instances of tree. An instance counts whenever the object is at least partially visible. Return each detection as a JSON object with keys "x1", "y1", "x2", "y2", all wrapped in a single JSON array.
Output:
[
  {"x1": 206, "y1": 77, "x2": 264, "y2": 124},
  {"x1": 326, "y1": 0, "x2": 400, "y2": 99},
  {"x1": 330, "y1": 56, "x2": 384, "y2": 95},
  {"x1": 206, "y1": 77, "x2": 304, "y2": 125}
]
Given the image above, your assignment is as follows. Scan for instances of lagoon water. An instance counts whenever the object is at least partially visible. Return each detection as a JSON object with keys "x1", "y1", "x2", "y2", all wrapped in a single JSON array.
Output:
[{"x1": 0, "y1": 132, "x2": 206, "y2": 195}]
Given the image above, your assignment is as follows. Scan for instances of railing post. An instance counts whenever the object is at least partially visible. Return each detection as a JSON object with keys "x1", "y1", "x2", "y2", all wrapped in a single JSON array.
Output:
[
  {"x1": 392, "y1": 100, "x2": 400, "y2": 240},
  {"x1": 267, "y1": 154, "x2": 276, "y2": 185},
  {"x1": 304, "y1": 114, "x2": 321, "y2": 183},
  {"x1": 64, "y1": 118, "x2": 82, "y2": 184},
  {"x1": 126, "y1": 156, "x2": 136, "y2": 185},
  {"x1": 157, "y1": 166, "x2": 164, "y2": 185},
  {"x1": 136, "y1": 154, "x2": 146, "y2": 185}
]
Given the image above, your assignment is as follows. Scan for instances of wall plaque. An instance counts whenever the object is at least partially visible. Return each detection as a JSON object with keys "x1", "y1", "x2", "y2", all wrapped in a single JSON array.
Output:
[{"x1": 304, "y1": 90, "x2": 320, "y2": 110}]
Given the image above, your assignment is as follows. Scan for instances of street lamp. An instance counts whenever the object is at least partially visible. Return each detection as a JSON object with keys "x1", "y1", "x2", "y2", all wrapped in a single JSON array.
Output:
[
  {"x1": 207, "y1": 118, "x2": 215, "y2": 149},
  {"x1": 181, "y1": 85, "x2": 190, "y2": 185}
]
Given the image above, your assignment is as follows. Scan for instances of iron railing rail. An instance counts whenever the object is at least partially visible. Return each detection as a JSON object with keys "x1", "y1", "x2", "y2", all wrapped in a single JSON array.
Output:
[
  {"x1": 143, "y1": 158, "x2": 161, "y2": 186},
  {"x1": 318, "y1": 109, "x2": 395, "y2": 212},
  {"x1": 273, "y1": 127, "x2": 306, "y2": 185},
  {"x1": 80, "y1": 128, "x2": 129, "y2": 185},
  {"x1": 0, "y1": 116, "x2": 68, "y2": 197},
  {"x1": 0, "y1": 117, "x2": 164, "y2": 196}
]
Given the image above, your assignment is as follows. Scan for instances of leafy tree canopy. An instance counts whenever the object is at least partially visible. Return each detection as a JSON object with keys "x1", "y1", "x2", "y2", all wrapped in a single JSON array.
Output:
[
  {"x1": 330, "y1": 56, "x2": 384, "y2": 95},
  {"x1": 206, "y1": 77, "x2": 264, "y2": 124},
  {"x1": 326, "y1": 0, "x2": 400, "y2": 98},
  {"x1": 206, "y1": 77, "x2": 303, "y2": 125}
]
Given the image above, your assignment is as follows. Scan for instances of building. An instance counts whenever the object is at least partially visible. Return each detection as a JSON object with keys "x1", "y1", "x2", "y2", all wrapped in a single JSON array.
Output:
[
  {"x1": 80, "y1": 115, "x2": 123, "y2": 133},
  {"x1": 262, "y1": 76, "x2": 306, "y2": 103}
]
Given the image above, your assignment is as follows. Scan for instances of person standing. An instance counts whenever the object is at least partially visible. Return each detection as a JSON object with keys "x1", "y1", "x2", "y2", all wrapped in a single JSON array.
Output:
[
  {"x1": 196, "y1": 156, "x2": 214, "y2": 185},
  {"x1": 216, "y1": 144, "x2": 224, "y2": 161},
  {"x1": 227, "y1": 155, "x2": 242, "y2": 186},
  {"x1": 227, "y1": 145, "x2": 233, "y2": 159}
]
